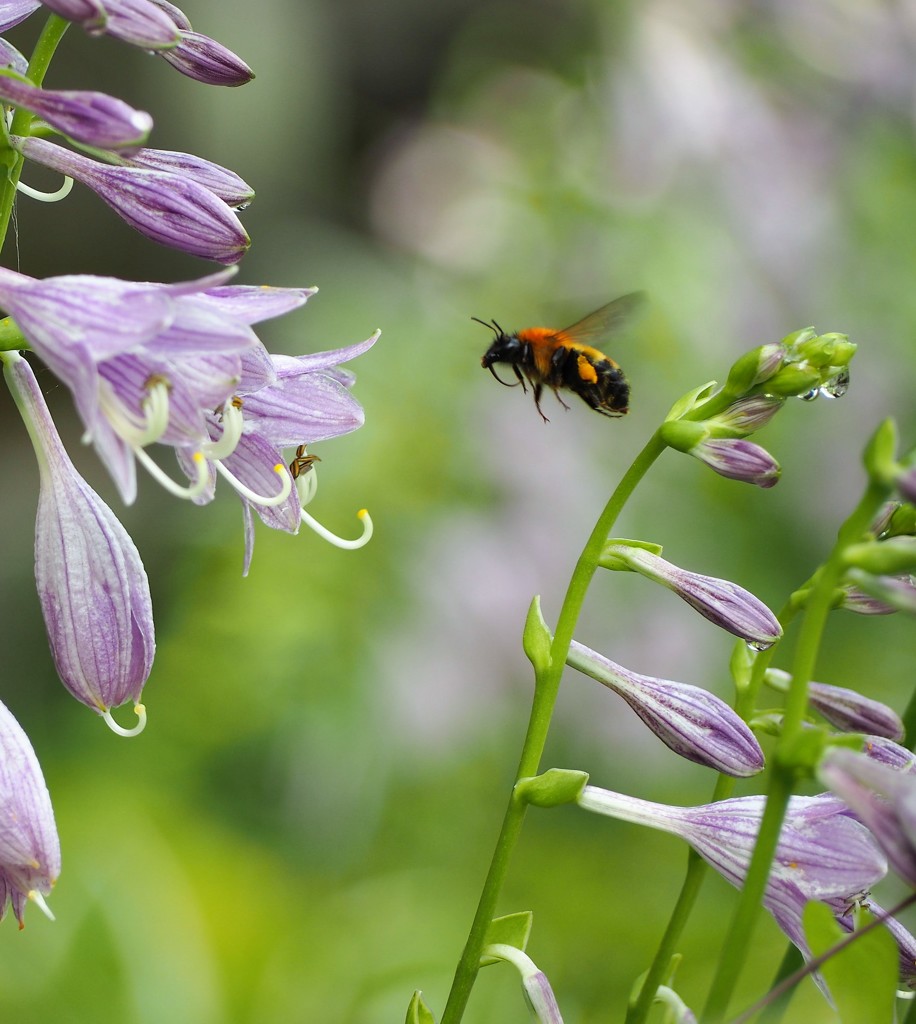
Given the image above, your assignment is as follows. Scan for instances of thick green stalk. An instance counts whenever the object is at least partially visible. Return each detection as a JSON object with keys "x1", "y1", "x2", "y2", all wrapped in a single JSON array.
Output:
[
  {"x1": 700, "y1": 481, "x2": 890, "y2": 1023},
  {"x1": 440, "y1": 430, "x2": 667, "y2": 1024}
]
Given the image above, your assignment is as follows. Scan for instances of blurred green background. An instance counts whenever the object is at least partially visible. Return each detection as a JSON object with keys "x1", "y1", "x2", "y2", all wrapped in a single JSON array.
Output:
[{"x1": 1, "y1": 2, "x2": 915, "y2": 1022}]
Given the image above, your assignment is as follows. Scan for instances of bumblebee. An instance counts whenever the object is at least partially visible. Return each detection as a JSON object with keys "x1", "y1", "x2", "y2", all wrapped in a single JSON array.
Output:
[{"x1": 477, "y1": 292, "x2": 644, "y2": 421}]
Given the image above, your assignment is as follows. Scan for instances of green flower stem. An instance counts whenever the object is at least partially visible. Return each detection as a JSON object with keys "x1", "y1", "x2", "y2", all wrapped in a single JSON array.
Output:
[
  {"x1": 440, "y1": 429, "x2": 668, "y2": 1024},
  {"x1": 700, "y1": 480, "x2": 891, "y2": 1024},
  {"x1": 0, "y1": 15, "x2": 69, "y2": 252}
]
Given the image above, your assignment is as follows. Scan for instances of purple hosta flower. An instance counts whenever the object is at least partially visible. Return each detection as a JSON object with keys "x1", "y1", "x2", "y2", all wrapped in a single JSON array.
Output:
[
  {"x1": 0, "y1": 38, "x2": 29, "y2": 74},
  {"x1": 690, "y1": 437, "x2": 781, "y2": 488},
  {"x1": 841, "y1": 572, "x2": 916, "y2": 615},
  {"x1": 898, "y1": 465, "x2": 916, "y2": 504},
  {"x1": 764, "y1": 669, "x2": 904, "y2": 741},
  {"x1": 187, "y1": 330, "x2": 380, "y2": 572},
  {"x1": 0, "y1": 76, "x2": 152, "y2": 148},
  {"x1": 567, "y1": 641, "x2": 764, "y2": 777},
  {"x1": 0, "y1": 699, "x2": 60, "y2": 926},
  {"x1": 115, "y1": 147, "x2": 253, "y2": 207},
  {"x1": 14, "y1": 136, "x2": 249, "y2": 264},
  {"x1": 708, "y1": 394, "x2": 785, "y2": 437},
  {"x1": 159, "y1": 29, "x2": 254, "y2": 87},
  {"x1": 819, "y1": 748, "x2": 916, "y2": 887},
  {"x1": 484, "y1": 945, "x2": 564, "y2": 1024},
  {"x1": 853, "y1": 897, "x2": 916, "y2": 989},
  {"x1": 579, "y1": 786, "x2": 887, "y2": 973},
  {"x1": 862, "y1": 736, "x2": 916, "y2": 772},
  {"x1": 2, "y1": 352, "x2": 153, "y2": 733},
  {"x1": 601, "y1": 543, "x2": 782, "y2": 648},
  {"x1": 0, "y1": 0, "x2": 43, "y2": 32}
]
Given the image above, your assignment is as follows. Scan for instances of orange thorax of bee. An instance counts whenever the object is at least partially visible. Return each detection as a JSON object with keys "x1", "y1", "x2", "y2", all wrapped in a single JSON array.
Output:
[{"x1": 515, "y1": 327, "x2": 618, "y2": 381}]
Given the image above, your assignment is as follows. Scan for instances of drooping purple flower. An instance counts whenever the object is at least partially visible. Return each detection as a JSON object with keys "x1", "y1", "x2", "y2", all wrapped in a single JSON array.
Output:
[
  {"x1": 158, "y1": 29, "x2": 254, "y2": 86},
  {"x1": 0, "y1": 37, "x2": 29, "y2": 74},
  {"x1": 484, "y1": 945, "x2": 565, "y2": 1024},
  {"x1": 115, "y1": 146, "x2": 253, "y2": 207},
  {"x1": 14, "y1": 136, "x2": 249, "y2": 263},
  {"x1": 0, "y1": 0, "x2": 43, "y2": 33},
  {"x1": 689, "y1": 437, "x2": 781, "y2": 488},
  {"x1": 841, "y1": 572, "x2": 916, "y2": 615},
  {"x1": 0, "y1": 698, "x2": 60, "y2": 926},
  {"x1": 579, "y1": 786, "x2": 887, "y2": 971},
  {"x1": 2, "y1": 352, "x2": 154, "y2": 728},
  {"x1": 601, "y1": 544, "x2": 782, "y2": 647},
  {"x1": 819, "y1": 748, "x2": 916, "y2": 888},
  {"x1": 567, "y1": 641, "x2": 764, "y2": 777},
  {"x1": 861, "y1": 736, "x2": 916, "y2": 772},
  {"x1": 764, "y1": 669, "x2": 904, "y2": 741},
  {"x1": 80, "y1": 0, "x2": 180, "y2": 47},
  {"x1": 0, "y1": 77, "x2": 152, "y2": 147}
]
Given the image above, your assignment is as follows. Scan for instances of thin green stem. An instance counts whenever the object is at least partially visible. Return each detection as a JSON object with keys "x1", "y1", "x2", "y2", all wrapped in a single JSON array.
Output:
[
  {"x1": 0, "y1": 15, "x2": 69, "y2": 253},
  {"x1": 440, "y1": 429, "x2": 668, "y2": 1024},
  {"x1": 700, "y1": 481, "x2": 890, "y2": 1023}
]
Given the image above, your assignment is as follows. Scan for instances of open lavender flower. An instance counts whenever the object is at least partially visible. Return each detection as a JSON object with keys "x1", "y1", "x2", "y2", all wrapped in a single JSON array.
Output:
[
  {"x1": 600, "y1": 543, "x2": 782, "y2": 647},
  {"x1": 2, "y1": 352, "x2": 153, "y2": 733},
  {"x1": 0, "y1": 698, "x2": 60, "y2": 926},
  {"x1": 579, "y1": 787, "x2": 887, "y2": 972},
  {"x1": 567, "y1": 641, "x2": 764, "y2": 776},
  {"x1": 14, "y1": 136, "x2": 250, "y2": 263},
  {"x1": 0, "y1": 267, "x2": 376, "y2": 561}
]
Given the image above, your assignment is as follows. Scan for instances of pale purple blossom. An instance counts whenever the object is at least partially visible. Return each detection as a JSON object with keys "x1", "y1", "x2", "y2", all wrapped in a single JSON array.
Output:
[
  {"x1": 0, "y1": 698, "x2": 60, "y2": 926},
  {"x1": 819, "y1": 748, "x2": 916, "y2": 888},
  {"x1": 159, "y1": 29, "x2": 253, "y2": 87},
  {"x1": 115, "y1": 146, "x2": 253, "y2": 207},
  {"x1": 14, "y1": 136, "x2": 250, "y2": 263},
  {"x1": 601, "y1": 544, "x2": 781, "y2": 647},
  {"x1": 764, "y1": 669, "x2": 904, "y2": 740},
  {"x1": 689, "y1": 437, "x2": 781, "y2": 487},
  {"x1": 579, "y1": 786, "x2": 887, "y2": 973},
  {"x1": 0, "y1": 77, "x2": 152, "y2": 148},
  {"x1": 2, "y1": 352, "x2": 154, "y2": 724},
  {"x1": 567, "y1": 641, "x2": 764, "y2": 776}
]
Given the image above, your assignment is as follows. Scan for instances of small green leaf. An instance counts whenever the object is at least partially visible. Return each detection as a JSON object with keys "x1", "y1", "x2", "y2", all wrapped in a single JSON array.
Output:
[
  {"x1": 522, "y1": 596, "x2": 553, "y2": 672},
  {"x1": 863, "y1": 418, "x2": 899, "y2": 485},
  {"x1": 664, "y1": 380, "x2": 718, "y2": 421},
  {"x1": 405, "y1": 990, "x2": 437, "y2": 1024},
  {"x1": 804, "y1": 902, "x2": 897, "y2": 1024},
  {"x1": 516, "y1": 768, "x2": 589, "y2": 808},
  {"x1": 479, "y1": 912, "x2": 533, "y2": 966},
  {"x1": 599, "y1": 539, "x2": 664, "y2": 571}
]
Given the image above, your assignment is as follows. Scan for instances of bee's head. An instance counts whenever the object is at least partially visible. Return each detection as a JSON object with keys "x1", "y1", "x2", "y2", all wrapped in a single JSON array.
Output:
[{"x1": 474, "y1": 318, "x2": 522, "y2": 380}]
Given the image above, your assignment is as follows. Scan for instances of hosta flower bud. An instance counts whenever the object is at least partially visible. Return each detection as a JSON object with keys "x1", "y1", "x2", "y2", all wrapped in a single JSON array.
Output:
[
  {"x1": 0, "y1": 699, "x2": 60, "y2": 926},
  {"x1": 765, "y1": 669, "x2": 904, "y2": 740},
  {"x1": 724, "y1": 343, "x2": 785, "y2": 395},
  {"x1": 15, "y1": 136, "x2": 249, "y2": 264},
  {"x1": 706, "y1": 394, "x2": 784, "y2": 437},
  {"x1": 567, "y1": 642, "x2": 764, "y2": 776},
  {"x1": 0, "y1": 77, "x2": 152, "y2": 147},
  {"x1": 159, "y1": 30, "x2": 254, "y2": 86},
  {"x1": 601, "y1": 544, "x2": 782, "y2": 647},
  {"x1": 687, "y1": 437, "x2": 780, "y2": 488},
  {"x1": 2, "y1": 353, "x2": 154, "y2": 728}
]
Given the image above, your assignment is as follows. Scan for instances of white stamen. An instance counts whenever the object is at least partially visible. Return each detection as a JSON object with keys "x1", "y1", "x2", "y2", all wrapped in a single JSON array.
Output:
[
  {"x1": 295, "y1": 464, "x2": 319, "y2": 506},
  {"x1": 215, "y1": 459, "x2": 292, "y2": 507},
  {"x1": 134, "y1": 446, "x2": 210, "y2": 499},
  {"x1": 17, "y1": 175, "x2": 73, "y2": 202},
  {"x1": 28, "y1": 890, "x2": 55, "y2": 922},
  {"x1": 97, "y1": 377, "x2": 170, "y2": 447},
  {"x1": 201, "y1": 400, "x2": 243, "y2": 461},
  {"x1": 300, "y1": 506, "x2": 373, "y2": 550},
  {"x1": 102, "y1": 702, "x2": 147, "y2": 738}
]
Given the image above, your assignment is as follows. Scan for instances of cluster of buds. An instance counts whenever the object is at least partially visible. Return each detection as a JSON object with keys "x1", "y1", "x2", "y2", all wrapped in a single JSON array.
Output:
[
  {"x1": 0, "y1": 0, "x2": 378, "y2": 925},
  {"x1": 659, "y1": 328, "x2": 856, "y2": 487}
]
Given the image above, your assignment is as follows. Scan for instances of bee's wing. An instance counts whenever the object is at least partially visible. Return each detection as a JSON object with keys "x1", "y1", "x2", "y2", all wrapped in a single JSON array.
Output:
[{"x1": 559, "y1": 292, "x2": 646, "y2": 346}]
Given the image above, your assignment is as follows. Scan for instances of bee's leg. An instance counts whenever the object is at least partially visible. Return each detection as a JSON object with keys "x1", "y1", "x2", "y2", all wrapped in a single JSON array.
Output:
[
  {"x1": 513, "y1": 364, "x2": 528, "y2": 393},
  {"x1": 532, "y1": 382, "x2": 550, "y2": 422}
]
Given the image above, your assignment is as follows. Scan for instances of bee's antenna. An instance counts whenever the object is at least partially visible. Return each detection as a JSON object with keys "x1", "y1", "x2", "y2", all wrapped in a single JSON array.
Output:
[{"x1": 471, "y1": 316, "x2": 500, "y2": 338}]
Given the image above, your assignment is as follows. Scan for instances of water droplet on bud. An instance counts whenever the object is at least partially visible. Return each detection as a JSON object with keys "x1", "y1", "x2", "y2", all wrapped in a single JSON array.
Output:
[
  {"x1": 820, "y1": 368, "x2": 850, "y2": 399},
  {"x1": 798, "y1": 388, "x2": 819, "y2": 402},
  {"x1": 746, "y1": 639, "x2": 774, "y2": 652}
]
